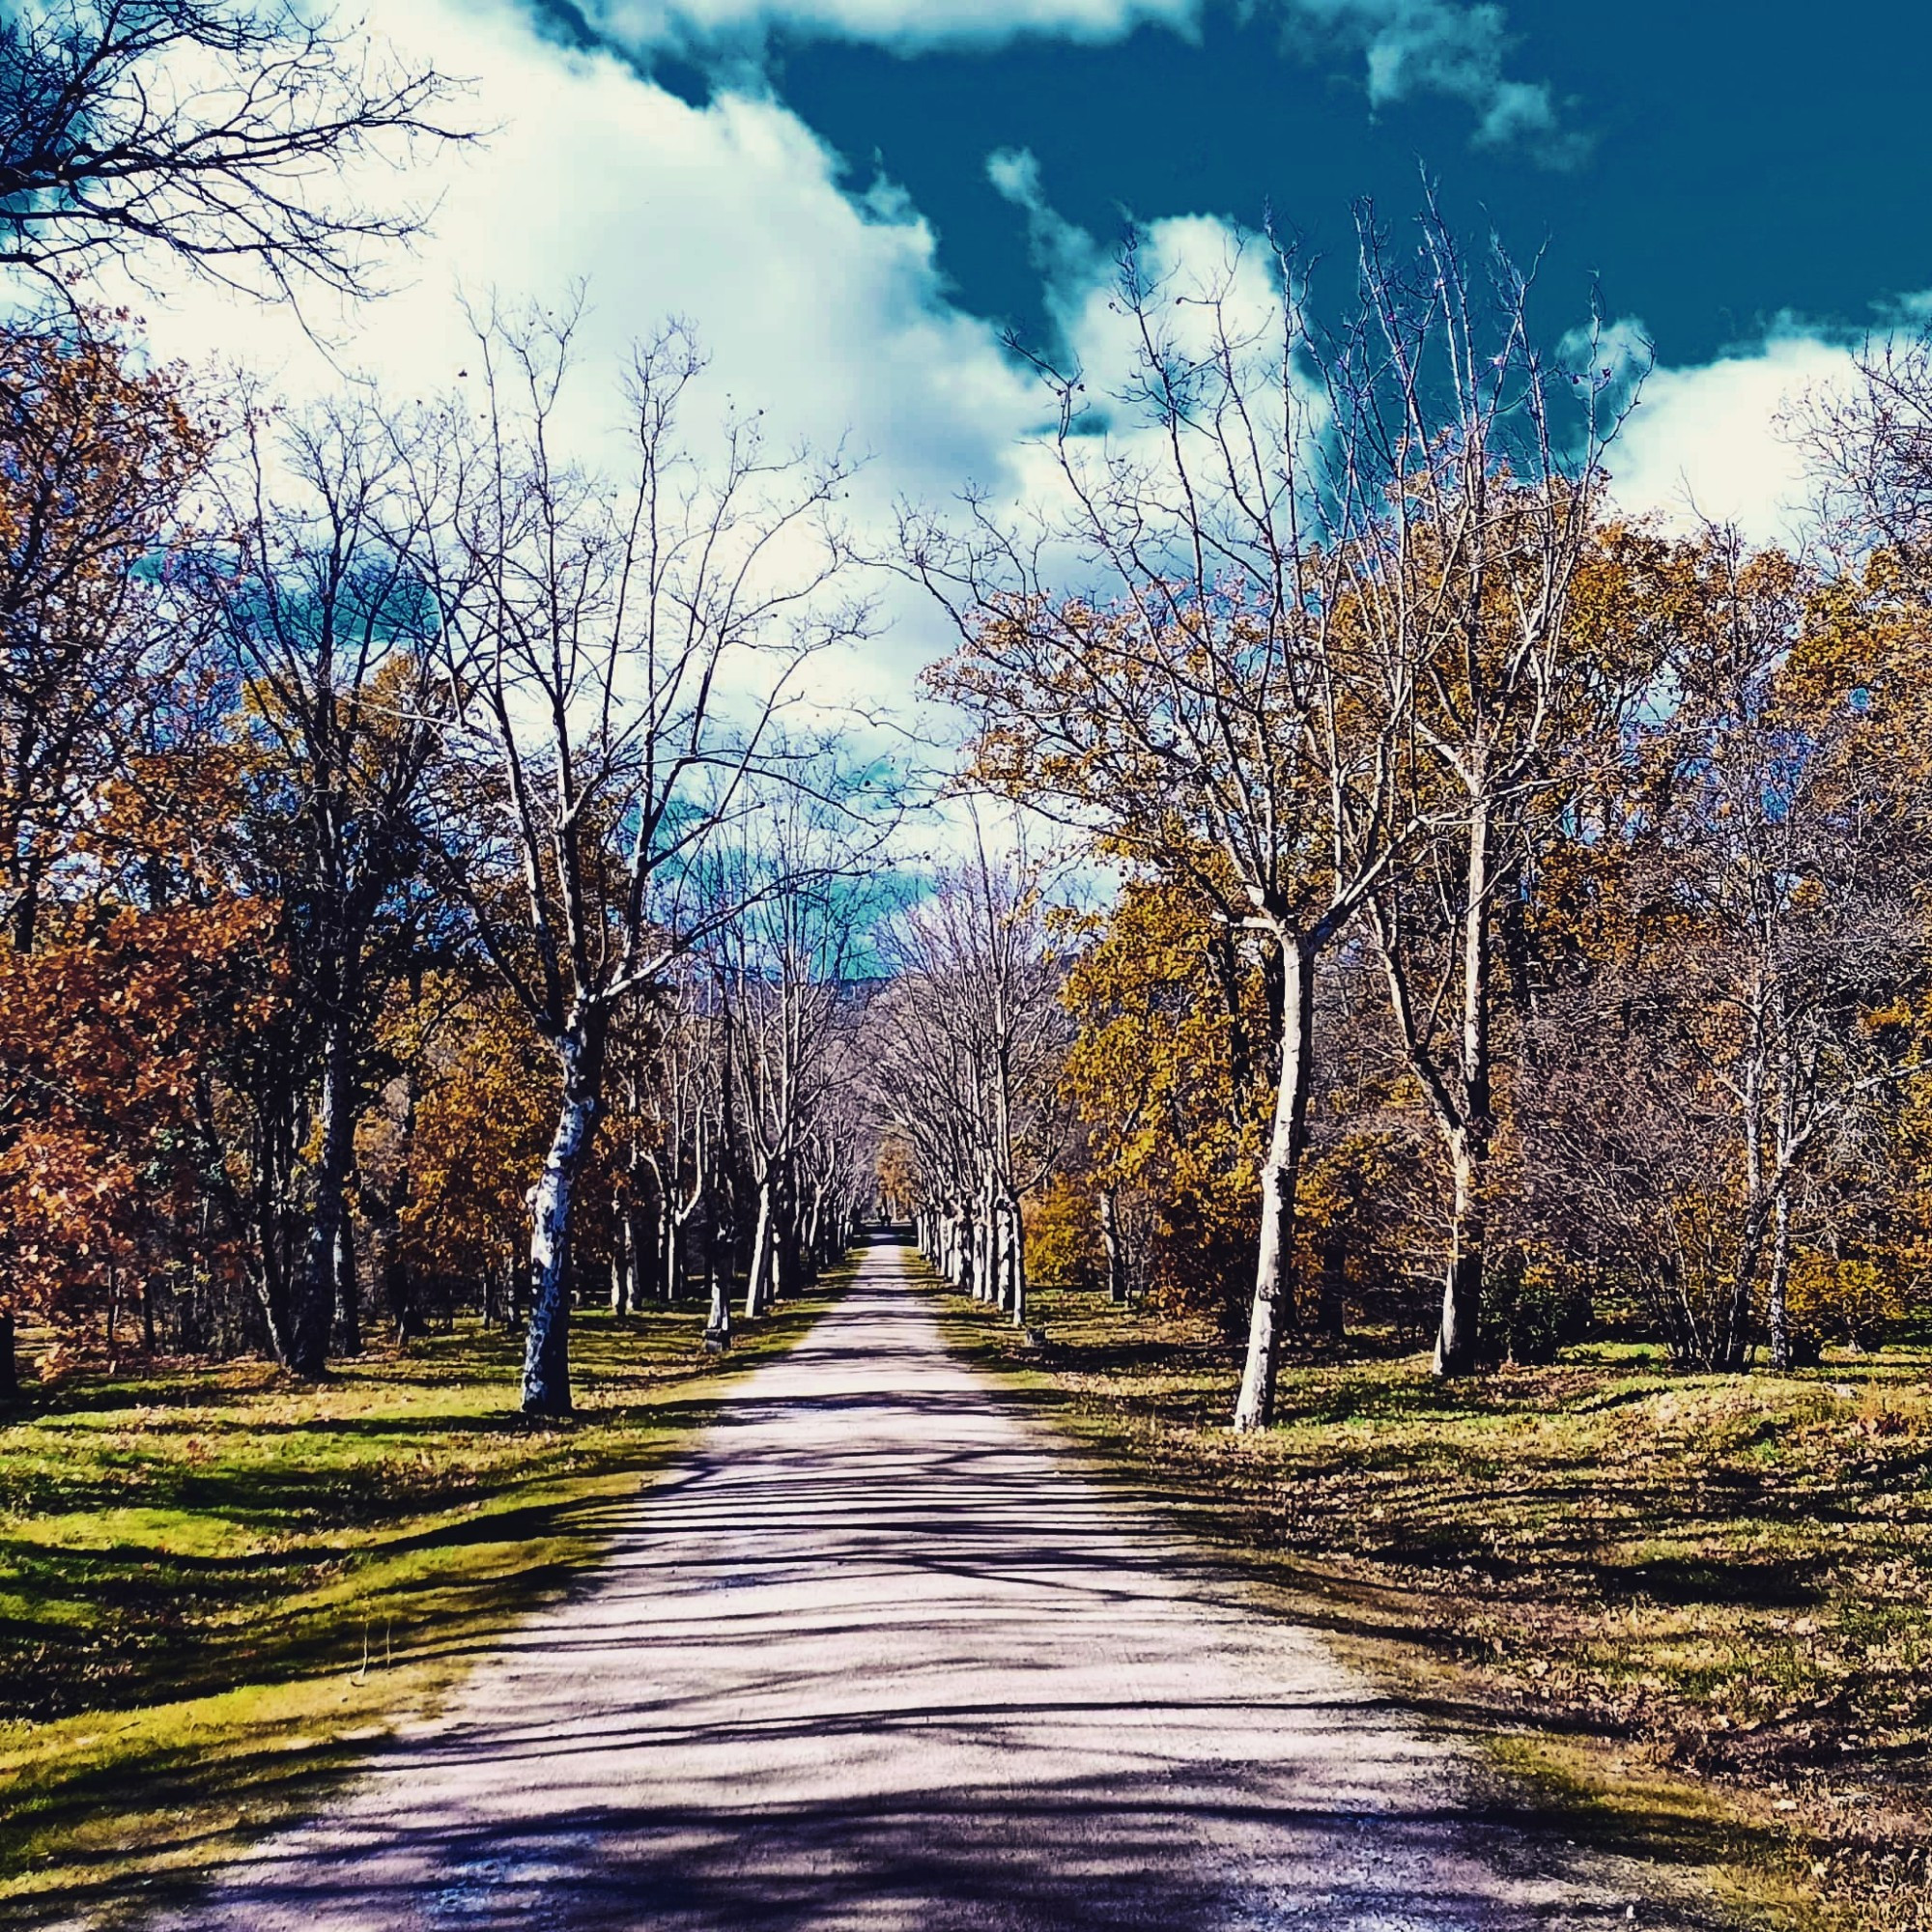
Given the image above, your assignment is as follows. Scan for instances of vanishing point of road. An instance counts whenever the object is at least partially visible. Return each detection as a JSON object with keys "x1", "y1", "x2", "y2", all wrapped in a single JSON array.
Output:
[{"x1": 154, "y1": 1236, "x2": 1678, "y2": 1931}]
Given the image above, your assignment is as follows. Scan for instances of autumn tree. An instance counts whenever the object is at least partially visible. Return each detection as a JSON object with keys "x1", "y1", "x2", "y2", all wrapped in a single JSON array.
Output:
[
  {"x1": 199, "y1": 390, "x2": 457, "y2": 1376},
  {"x1": 1057, "y1": 869, "x2": 1267, "y2": 1321},
  {"x1": 0, "y1": 318, "x2": 211, "y2": 952},
  {"x1": 0, "y1": 730, "x2": 279, "y2": 1368},
  {"x1": 388, "y1": 979, "x2": 556, "y2": 1329},
  {"x1": 1507, "y1": 530, "x2": 1930, "y2": 1369}
]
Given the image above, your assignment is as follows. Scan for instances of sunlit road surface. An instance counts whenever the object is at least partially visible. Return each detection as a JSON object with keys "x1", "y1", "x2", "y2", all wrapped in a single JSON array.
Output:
[{"x1": 153, "y1": 1236, "x2": 1666, "y2": 1931}]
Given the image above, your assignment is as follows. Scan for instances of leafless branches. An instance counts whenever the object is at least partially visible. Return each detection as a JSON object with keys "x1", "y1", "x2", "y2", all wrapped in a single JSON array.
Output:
[{"x1": 0, "y1": 0, "x2": 472, "y2": 305}]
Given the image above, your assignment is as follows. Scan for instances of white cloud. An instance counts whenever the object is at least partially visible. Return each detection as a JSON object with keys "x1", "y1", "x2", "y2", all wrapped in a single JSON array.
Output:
[
  {"x1": 585, "y1": 0, "x2": 1194, "y2": 50},
  {"x1": 1312, "y1": 0, "x2": 1583, "y2": 163},
  {"x1": 92, "y1": 0, "x2": 1885, "y2": 731},
  {"x1": 182, "y1": 0, "x2": 1031, "y2": 484},
  {"x1": 108, "y1": 0, "x2": 1053, "y2": 705},
  {"x1": 1605, "y1": 329, "x2": 1862, "y2": 547},
  {"x1": 985, "y1": 145, "x2": 1105, "y2": 296},
  {"x1": 564, "y1": 0, "x2": 1575, "y2": 158}
]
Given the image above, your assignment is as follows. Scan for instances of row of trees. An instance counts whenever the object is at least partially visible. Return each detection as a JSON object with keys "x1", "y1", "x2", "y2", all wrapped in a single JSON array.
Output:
[
  {"x1": 0, "y1": 0, "x2": 898, "y2": 1419},
  {"x1": 0, "y1": 294, "x2": 894, "y2": 1410},
  {"x1": 879, "y1": 203, "x2": 1932, "y2": 1428},
  {"x1": 868, "y1": 827, "x2": 1064, "y2": 1324},
  {"x1": 8, "y1": 0, "x2": 1931, "y2": 1436}
]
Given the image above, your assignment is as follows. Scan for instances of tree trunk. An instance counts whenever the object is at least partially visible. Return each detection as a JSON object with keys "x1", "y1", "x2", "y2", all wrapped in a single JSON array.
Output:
[
  {"x1": 292, "y1": 1012, "x2": 358, "y2": 1379},
  {"x1": 629, "y1": 1200, "x2": 656, "y2": 1304},
  {"x1": 1435, "y1": 794, "x2": 1494, "y2": 1378},
  {"x1": 1234, "y1": 937, "x2": 1314, "y2": 1434},
  {"x1": 743, "y1": 1176, "x2": 774, "y2": 1321},
  {"x1": 250, "y1": 1132, "x2": 297, "y2": 1366},
  {"x1": 11, "y1": 844, "x2": 44, "y2": 954},
  {"x1": 1766, "y1": 1185, "x2": 1795, "y2": 1371},
  {"x1": 804, "y1": 1180, "x2": 824, "y2": 1280},
  {"x1": 378, "y1": 1054, "x2": 419, "y2": 1340},
  {"x1": 663, "y1": 1204, "x2": 684, "y2": 1306},
  {"x1": 386, "y1": 1243, "x2": 416, "y2": 1340},
  {"x1": 334, "y1": 1215, "x2": 361, "y2": 1356},
  {"x1": 1435, "y1": 1125, "x2": 1486, "y2": 1375},
  {"x1": 1001, "y1": 1189, "x2": 1026, "y2": 1327},
  {"x1": 610, "y1": 1223, "x2": 631, "y2": 1318},
  {"x1": 704, "y1": 1182, "x2": 733, "y2": 1344},
  {"x1": 780, "y1": 1169, "x2": 805, "y2": 1295},
  {"x1": 0, "y1": 1308, "x2": 15, "y2": 1404},
  {"x1": 1720, "y1": 992, "x2": 1770, "y2": 1372},
  {"x1": 522, "y1": 1018, "x2": 607, "y2": 1418},
  {"x1": 1099, "y1": 1188, "x2": 1125, "y2": 1305},
  {"x1": 972, "y1": 1192, "x2": 991, "y2": 1302}
]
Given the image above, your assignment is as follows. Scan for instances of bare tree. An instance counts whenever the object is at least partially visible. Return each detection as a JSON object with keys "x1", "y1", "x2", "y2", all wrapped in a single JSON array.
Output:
[
  {"x1": 871, "y1": 821, "x2": 1065, "y2": 1326},
  {"x1": 910, "y1": 223, "x2": 1426, "y2": 1426},
  {"x1": 1800, "y1": 319, "x2": 1932, "y2": 586},
  {"x1": 1335, "y1": 198, "x2": 1639, "y2": 1374},
  {"x1": 636, "y1": 970, "x2": 722, "y2": 1313},
  {"x1": 0, "y1": 0, "x2": 469, "y2": 303},
  {"x1": 424, "y1": 305, "x2": 867, "y2": 1416},
  {"x1": 708, "y1": 771, "x2": 889, "y2": 1321}
]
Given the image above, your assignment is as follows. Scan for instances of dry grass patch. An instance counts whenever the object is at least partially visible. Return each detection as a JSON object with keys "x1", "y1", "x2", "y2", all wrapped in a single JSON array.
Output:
[{"x1": 937, "y1": 1276, "x2": 1932, "y2": 1932}]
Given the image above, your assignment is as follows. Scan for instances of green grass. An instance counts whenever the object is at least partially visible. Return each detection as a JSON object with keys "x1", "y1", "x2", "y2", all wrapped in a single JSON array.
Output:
[
  {"x1": 934, "y1": 1272, "x2": 1932, "y2": 1932},
  {"x1": 0, "y1": 1273, "x2": 850, "y2": 1928}
]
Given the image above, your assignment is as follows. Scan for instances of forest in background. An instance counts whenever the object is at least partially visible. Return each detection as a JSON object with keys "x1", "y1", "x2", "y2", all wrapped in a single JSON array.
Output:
[{"x1": 11, "y1": 178, "x2": 1932, "y2": 1430}]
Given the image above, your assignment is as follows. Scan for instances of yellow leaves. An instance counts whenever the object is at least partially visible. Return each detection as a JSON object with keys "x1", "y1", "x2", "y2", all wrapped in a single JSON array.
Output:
[
  {"x1": 0, "y1": 316, "x2": 210, "y2": 612},
  {"x1": 1057, "y1": 872, "x2": 1271, "y2": 1298},
  {"x1": 386, "y1": 983, "x2": 560, "y2": 1284},
  {"x1": 1022, "y1": 1176, "x2": 1104, "y2": 1291},
  {"x1": 1783, "y1": 1252, "x2": 1906, "y2": 1342}
]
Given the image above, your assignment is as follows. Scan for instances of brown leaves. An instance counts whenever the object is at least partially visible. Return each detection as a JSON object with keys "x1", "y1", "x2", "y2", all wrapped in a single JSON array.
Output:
[{"x1": 0, "y1": 893, "x2": 277, "y2": 1323}]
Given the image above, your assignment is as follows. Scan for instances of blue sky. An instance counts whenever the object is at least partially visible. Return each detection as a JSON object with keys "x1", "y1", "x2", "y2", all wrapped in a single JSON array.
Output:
[
  {"x1": 128, "y1": 0, "x2": 1925, "y2": 701},
  {"x1": 668, "y1": 1, "x2": 1929, "y2": 369}
]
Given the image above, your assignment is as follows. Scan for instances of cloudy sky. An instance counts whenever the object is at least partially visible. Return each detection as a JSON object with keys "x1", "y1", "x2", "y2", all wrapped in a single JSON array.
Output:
[{"x1": 131, "y1": 0, "x2": 1931, "y2": 698}]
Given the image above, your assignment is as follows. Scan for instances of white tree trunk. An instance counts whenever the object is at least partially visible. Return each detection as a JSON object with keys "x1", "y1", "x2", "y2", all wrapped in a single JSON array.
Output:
[
  {"x1": 1435, "y1": 791, "x2": 1493, "y2": 1378},
  {"x1": 522, "y1": 1025, "x2": 604, "y2": 1417},
  {"x1": 1100, "y1": 1189, "x2": 1124, "y2": 1304},
  {"x1": 1234, "y1": 939, "x2": 1313, "y2": 1434},
  {"x1": 743, "y1": 1178, "x2": 775, "y2": 1321}
]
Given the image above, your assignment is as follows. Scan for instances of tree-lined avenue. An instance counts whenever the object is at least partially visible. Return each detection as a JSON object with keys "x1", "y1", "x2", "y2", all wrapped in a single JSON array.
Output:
[{"x1": 147, "y1": 1236, "x2": 1656, "y2": 1930}]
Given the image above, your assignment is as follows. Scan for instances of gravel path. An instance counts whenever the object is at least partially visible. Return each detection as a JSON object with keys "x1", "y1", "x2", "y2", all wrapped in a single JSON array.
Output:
[{"x1": 154, "y1": 1236, "x2": 1672, "y2": 1931}]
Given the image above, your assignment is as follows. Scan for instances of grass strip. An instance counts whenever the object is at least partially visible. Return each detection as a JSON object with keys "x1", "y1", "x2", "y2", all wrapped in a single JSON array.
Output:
[
  {"x1": 0, "y1": 1269, "x2": 851, "y2": 1928},
  {"x1": 923, "y1": 1264, "x2": 1932, "y2": 1932}
]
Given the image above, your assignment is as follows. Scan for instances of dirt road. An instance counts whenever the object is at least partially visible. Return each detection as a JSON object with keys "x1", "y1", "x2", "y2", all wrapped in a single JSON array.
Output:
[{"x1": 152, "y1": 1237, "x2": 1672, "y2": 1930}]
